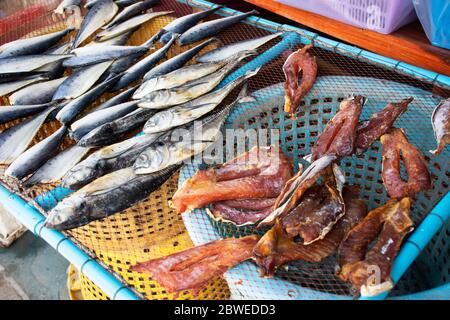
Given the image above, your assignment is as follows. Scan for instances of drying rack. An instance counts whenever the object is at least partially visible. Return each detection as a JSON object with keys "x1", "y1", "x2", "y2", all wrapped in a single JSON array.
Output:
[{"x1": 0, "y1": 0, "x2": 448, "y2": 300}]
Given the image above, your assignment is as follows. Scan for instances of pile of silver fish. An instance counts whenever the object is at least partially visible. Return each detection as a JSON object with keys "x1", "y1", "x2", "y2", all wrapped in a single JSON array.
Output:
[{"x1": 0, "y1": 0, "x2": 281, "y2": 230}]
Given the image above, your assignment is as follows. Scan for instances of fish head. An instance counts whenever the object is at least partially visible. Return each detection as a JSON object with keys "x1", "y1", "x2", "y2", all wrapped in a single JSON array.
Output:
[
  {"x1": 141, "y1": 89, "x2": 170, "y2": 106},
  {"x1": 135, "y1": 78, "x2": 159, "y2": 98},
  {"x1": 133, "y1": 142, "x2": 170, "y2": 174},
  {"x1": 44, "y1": 194, "x2": 86, "y2": 230},
  {"x1": 62, "y1": 158, "x2": 100, "y2": 189},
  {"x1": 143, "y1": 111, "x2": 174, "y2": 133},
  {"x1": 159, "y1": 32, "x2": 174, "y2": 45}
]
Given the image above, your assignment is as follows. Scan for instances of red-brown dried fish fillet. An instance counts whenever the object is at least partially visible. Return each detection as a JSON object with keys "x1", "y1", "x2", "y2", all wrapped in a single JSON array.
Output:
[
  {"x1": 213, "y1": 146, "x2": 276, "y2": 181},
  {"x1": 283, "y1": 44, "x2": 317, "y2": 115},
  {"x1": 430, "y1": 98, "x2": 450, "y2": 156},
  {"x1": 338, "y1": 197, "x2": 413, "y2": 297},
  {"x1": 380, "y1": 128, "x2": 431, "y2": 198},
  {"x1": 172, "y1": 146, "x2": 293, "y2": 214},
  {"x1": 218, "y1": 198, "x2": 276, "y2": 210},
  {"x1": 355, "y1": 97, "x2": 413, "y2": 154},
  {"x1": 253, "y1": 186, "x2": 367, "y2": 277},
  {"x1": 258, "y1": 155, "x2": 337, "y2": 228},
  {"x1": 130, "y1": 235, "x2": 260, "y2": 294},
  {"x1": 311, "y1": 96, "x2": 365, "y2": 161},
  {"x1": 207, "y1": 203, "x2": 272, "y2": 226}
]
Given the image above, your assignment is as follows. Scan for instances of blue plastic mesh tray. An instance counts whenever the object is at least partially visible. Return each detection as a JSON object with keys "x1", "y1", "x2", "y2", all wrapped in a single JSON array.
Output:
[{"x1": 179, "y1": 71, "x2": 449, "y2": 299}]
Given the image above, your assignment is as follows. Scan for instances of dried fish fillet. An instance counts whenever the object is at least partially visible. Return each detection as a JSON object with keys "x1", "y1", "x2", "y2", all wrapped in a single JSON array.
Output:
[
  {"x1": 172, "y1": 146, "x2": 293, "y2": 214},
  {"x1": 380, "y1": 128, "x2": 431, "y2": 198},
  {"x1": 218, "y1": 198, "x2": 276, "y2": 210},
  {"x1": 207, "y1": 202, "x2": 273, "y2": 226},
  {"x1": 430, "y1": 98, "x2": 450, "y2": 156},
  {"x1": 311, "y1": 95, "x2": 364, "y2": 161},
  {"x1": 283, "y1": 45, "x2": 317, "y2": 115},
  {"x1": 258, "y1": 155, "x2": 336, "y2": 228},
  {"x1": 131, "y1": 235, "x2": 260, "y2": 294},
  {"x1": 355, "y1": 97, "x2": 412, "y2": 154},
  {"x1": 338, "y1": 197, "x2": 413, "y2": 297},
  {"x1": 281, "y1": 166, "x2": 345, "y2": 244}
]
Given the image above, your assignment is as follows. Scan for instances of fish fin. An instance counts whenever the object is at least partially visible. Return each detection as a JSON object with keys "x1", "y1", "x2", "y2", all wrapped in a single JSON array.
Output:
[
  {"x1": 239, "y1": 95, "x2": 256, "y2": 104},
  {"x1": 244, "y1": 66, "x2": 261, "y2": 79},
  {"x1": 303, "y1": 154, "x2": 313, "y2": 163},
  {"x1": 236, "y1": 83, "x2": 255, "y2": 104}
]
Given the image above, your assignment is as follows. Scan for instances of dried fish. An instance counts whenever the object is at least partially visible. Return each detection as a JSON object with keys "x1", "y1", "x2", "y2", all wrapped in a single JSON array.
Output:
[
  {"x1": 283, "y1": 45, "x2": 317, "y2": 115},
  {"x1": 430, "y1": 98, "x2": 450, "y2": 155},
  {"x1": 380, "y1": 128, "x2": 431, "y2": 198}
]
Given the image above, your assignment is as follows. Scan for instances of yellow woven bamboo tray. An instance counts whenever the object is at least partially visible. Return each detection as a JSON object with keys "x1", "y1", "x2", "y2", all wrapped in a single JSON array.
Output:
[{"x1": 0, "y1": 0, "x2": 230, "y2": 300}]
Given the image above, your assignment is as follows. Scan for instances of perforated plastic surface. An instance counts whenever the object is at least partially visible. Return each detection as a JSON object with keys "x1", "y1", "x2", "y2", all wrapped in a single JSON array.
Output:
[{"x1": 179, "y1": 52, "x2": 449, "y2": 299}]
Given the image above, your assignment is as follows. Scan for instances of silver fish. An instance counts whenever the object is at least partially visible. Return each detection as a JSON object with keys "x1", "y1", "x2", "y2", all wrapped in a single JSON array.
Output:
[
  {"x1": 138, "y1": 51, "x2": 251, "y2": 109},
  {"x1": 63, "y1": 132, "x2": 163, "y2": 189},
  {"x1": 101, "y1": 29, "x2": 162, "y2": 81},
  {"x1": 0, "y1": 103, "x2": 63, "y2": 164},
  {"x1": 143, "y1": 38, "x2": 216, "y2": 81},
  {"x1": 134, "y1": 83, "x2": 251, "y2": 174},
  {"x1": 45, "y1": 40, "x2": 74, "y2": 54},
  {"x1": 5, "y1": 126, "x2": 68, "y2": 180},
  {"x1": 78, "y1": 108, "x2": 156, "y2": 147},
  {"x1": 133, "y1": 53, "x2": 239, "y2": 99},
  {"x1": 45, "y1": 165, "x2": 179, "y2": 230},
  {"x1": 74, "y1": 0, "x2": 119, "y2": 48},
  {"x1": 95, "y1": 11, "x2": 172, "y2": 42},
  {"x1": 178, "y1": 10, "x2": 258, "y2": 46},
  {"x1": 9, "y1": 77, "x2": 67, "y2": 105},
  {"x1": 115, "y1": 0, "x2": 140, "y2": 7},
  {"x1": 0, "y1": 76, "x2": 47, "y2": 96},
  {"x1": 0, "y1": 55, "x2": 73, "y2": 74},
  {"x1": 56, "y1": 74, "x2": 122, "y2": 124},
  {"x1": 54, "y1": 0, "x2": 81, "y2": 14},
  {"x1": 0, "y1": 27, "x2": 73, "y2": 58},
  {"x1": 70, "y1": 101, "x2": 139, "y2": 141},
  {"x1": 110, "y1": 33, "x2": 177, "y2": 91},
  {"x1": 0, "y1": 72, "x2": 47, "y2": 84},
  {"x1": 87, "y1": 0, "x2": 138, "y2": 8},
  {"x1": 85, "y1": 0, "x2": 105, "y2": 8},
  {"x1": 103, "y1": 0, "x2": 160, "y2": 29},
  {"x1": 35, "y1": 41, "x2": 73, "y2": 79},
  {"x1": 64, "y1": 45, "x2": 148, "y2": 68},
  {"x1": 143, "y1": 68, "x2": 258, "y2": 134},
  {"x1": 24, "y1": 144, "x2": 90, "y2": 186},
  {"x1": 92, "y1": 85, "x2": 138, "y2": 112},
  {"x1": 52, "y1": 60, "x2": 114, "y2": 100},
  {"x1": 0, "y1": 102, "x2": 55, "y2": 124},
  {"x1": 430, "y1": 98, "x2": 450, "y2": 155},
  {"x1": 159, "y1": 6, "x2": 222, "y2": 44},
  {"x1": 196, "y1": 32, "x2": 282, "y2": 63}
]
